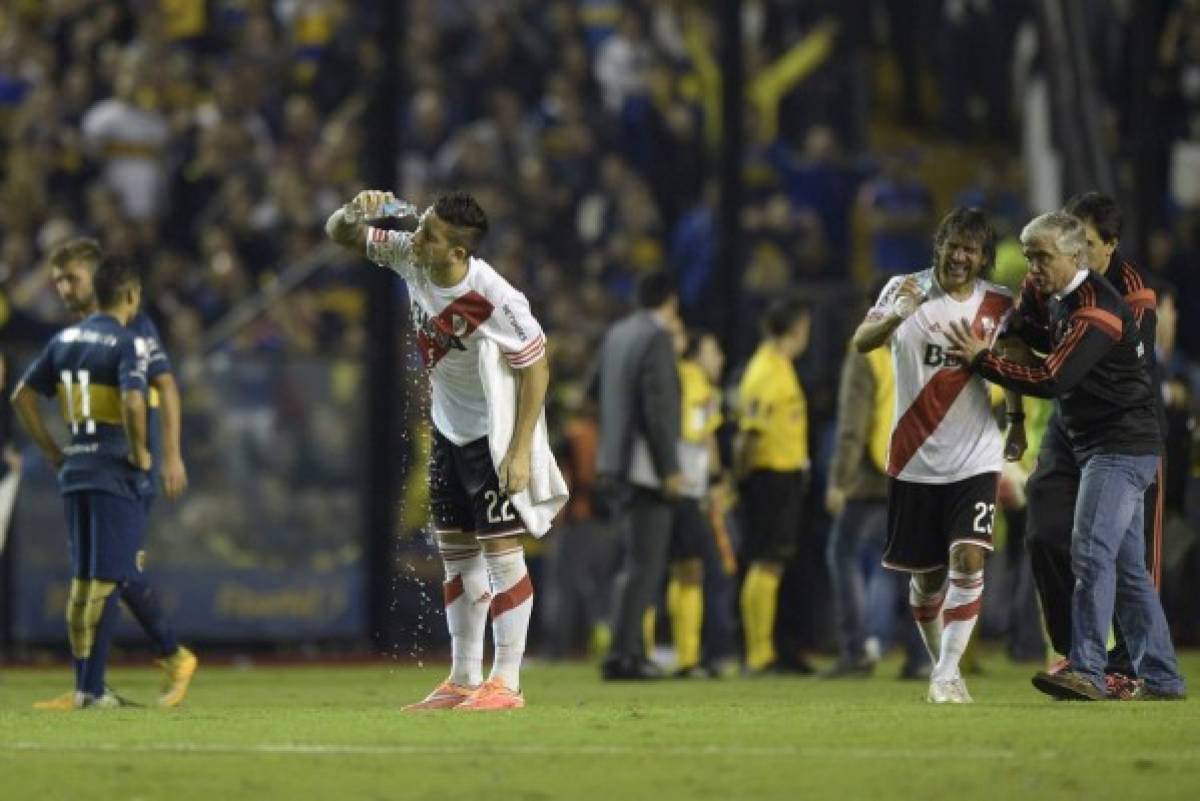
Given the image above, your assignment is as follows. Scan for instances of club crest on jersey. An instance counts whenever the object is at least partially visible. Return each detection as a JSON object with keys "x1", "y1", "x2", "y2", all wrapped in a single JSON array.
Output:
[{"x1": 411, "y1": 301, "x2": 467, "y2": 367}]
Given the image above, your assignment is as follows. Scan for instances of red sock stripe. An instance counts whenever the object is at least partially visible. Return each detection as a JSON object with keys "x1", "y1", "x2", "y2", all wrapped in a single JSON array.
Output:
[
  {"x1": 911, "y1": 603, "x2": 941, "y2": 622},
  {"x1": 950, "y1": 578, "x2": 984, "y2": 590},
  {"x1": 943, "y1": 597, "x2": 982, "y2": 623},
  {"x1": 490, "y1": 573, "x2": 533, "y2": 618},
  {"x1": 444, "y1": 575, "x2": 465, "y2": 605}
]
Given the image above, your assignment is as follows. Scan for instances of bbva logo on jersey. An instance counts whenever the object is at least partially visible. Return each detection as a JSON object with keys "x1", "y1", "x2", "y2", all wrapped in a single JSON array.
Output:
[{"x1": 923, "y1": 343, "x2": 966, "y2": 368}]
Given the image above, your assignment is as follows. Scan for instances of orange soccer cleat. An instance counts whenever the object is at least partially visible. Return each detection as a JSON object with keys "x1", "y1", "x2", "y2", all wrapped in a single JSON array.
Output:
[
  {"x1": 454, "y1": 678, "x2": 525, "y2": 712},
  {"x1": 401, "y1": 681, "x2": 475, "y2": 711},
  {"x1": 32, "y1": 691, "x2": 78, "y2": 711}
]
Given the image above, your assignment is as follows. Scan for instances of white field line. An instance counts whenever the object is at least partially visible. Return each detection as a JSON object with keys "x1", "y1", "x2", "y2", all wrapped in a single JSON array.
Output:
[{"x1": 1, "y1": 742, "x2": 1199, "y2": 761}]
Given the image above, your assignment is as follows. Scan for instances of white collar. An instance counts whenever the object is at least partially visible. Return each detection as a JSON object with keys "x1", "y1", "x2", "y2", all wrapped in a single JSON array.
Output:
[{"x1": 1053, "y1": 269, "x2": 1089, "y2": 301}]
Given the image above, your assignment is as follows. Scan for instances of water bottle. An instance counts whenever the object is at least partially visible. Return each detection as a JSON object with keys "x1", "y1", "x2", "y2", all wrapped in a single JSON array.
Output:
[
  {"x1": 344, "y1": 196, "x2": 417, "y2": 225},
  {"x1": 893, "y1": 268, "x2": 933, "y2": 319}
]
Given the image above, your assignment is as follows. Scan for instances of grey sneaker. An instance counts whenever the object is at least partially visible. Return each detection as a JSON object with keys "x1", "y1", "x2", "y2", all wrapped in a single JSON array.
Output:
[{"x1": 1032, "y1": 669, "x2": 1105, "y2": 701}]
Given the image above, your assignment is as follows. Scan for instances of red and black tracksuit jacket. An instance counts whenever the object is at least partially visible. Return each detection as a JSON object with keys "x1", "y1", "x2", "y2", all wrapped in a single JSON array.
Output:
[{"x1": 973, "y1": 269, "x2": 1160, "y2": 463}]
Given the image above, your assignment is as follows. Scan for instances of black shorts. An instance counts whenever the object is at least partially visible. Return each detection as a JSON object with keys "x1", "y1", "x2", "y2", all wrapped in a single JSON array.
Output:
[
  {"x1": 669, "y1": 497, "x2": 711, "y2": 562},
  {"x1": 430, "y1": 429, "x2": 525, "y2": 539},
  {"x1": 884, "y1": 472, "x2": 998, "y2": 572},
  {"x1": 739, "y1": 470, "x2": 807, "y2": 563}
]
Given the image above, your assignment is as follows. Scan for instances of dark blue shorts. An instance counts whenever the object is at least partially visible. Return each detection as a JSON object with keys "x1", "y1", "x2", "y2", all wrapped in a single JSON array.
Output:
[{"x1": 63, "y1": 491, "x2": 149, "y2": 581}]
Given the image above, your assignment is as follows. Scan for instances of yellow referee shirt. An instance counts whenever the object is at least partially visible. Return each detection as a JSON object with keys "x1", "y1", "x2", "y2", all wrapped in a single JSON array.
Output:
[{"x1": 738, "y1": 342, "x2": 809, "y2": 472}]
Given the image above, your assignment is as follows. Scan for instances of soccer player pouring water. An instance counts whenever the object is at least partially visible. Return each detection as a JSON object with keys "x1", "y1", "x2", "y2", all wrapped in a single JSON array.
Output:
[
  {"x1": 852, "y1": 208, "x2": 1024, "y2": 704},
  {"x1": 326, "y1": 189, "x2": 550, "y2": 711}
]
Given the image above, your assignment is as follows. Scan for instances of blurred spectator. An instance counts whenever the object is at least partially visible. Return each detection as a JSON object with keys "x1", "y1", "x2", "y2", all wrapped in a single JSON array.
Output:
[{"x1": 858, "y1": 151, "x2": 934, "y2": 277}]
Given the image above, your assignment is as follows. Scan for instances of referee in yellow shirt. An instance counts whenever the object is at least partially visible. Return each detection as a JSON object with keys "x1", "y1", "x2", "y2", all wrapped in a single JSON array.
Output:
[{"x1": 735, "y1": 297, "x2": 812, "y2": 673}]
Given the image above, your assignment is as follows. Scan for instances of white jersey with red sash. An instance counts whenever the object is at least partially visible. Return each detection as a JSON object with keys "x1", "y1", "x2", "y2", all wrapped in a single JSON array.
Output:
[{"x1": 867, "y1": 269, "x2": 1014, "y2": 484}]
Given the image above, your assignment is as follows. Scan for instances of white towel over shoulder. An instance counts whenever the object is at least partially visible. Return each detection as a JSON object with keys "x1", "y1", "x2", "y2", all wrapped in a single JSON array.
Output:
[{"x1": 478, "y1": 339, "x2": 569, "y2": 537}]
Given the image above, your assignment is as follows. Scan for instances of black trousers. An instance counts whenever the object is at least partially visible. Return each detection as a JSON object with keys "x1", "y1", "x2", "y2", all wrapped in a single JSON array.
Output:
[
  {"x1": 603, "y1": 481, "x2": 676, "y2": 661},
  {"x1": 1026, "y1": 413, "x2": 1162, "y2": 672}
]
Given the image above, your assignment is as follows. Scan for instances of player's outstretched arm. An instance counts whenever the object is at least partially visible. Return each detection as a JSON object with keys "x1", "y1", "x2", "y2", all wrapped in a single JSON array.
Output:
[{"x1": 11, "y1": 383, "x2": 64, "y2": 469}]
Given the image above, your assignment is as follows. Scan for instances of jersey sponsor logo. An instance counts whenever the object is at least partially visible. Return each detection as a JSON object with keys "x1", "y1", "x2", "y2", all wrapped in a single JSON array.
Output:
[
  {"x1": 411, "y1": 290, "x2": 495, "y2": 368},
  {"x1": 502, "y1": 304, "x2": 528, "y2": 342},
  {"x1": 922, "y1": 343, "x2": 966, "y2": 368}
]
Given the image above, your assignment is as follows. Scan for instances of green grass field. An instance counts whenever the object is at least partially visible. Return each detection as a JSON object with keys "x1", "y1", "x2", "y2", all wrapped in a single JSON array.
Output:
[{"x1": 2, "y1": 653, "x2": 1199, "y2": 801}]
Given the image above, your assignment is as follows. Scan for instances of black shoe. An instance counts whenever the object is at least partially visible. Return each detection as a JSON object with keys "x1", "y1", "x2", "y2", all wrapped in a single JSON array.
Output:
[
  {"x1": 818, "y1": 659, "x2": 874, "y2": 679},
  {"x1": 1032, "y1": 669, "x2": 1106, "y2": 701},
  {"x1": 601, "y1": 655, "x2": 664, "y2": 681}
]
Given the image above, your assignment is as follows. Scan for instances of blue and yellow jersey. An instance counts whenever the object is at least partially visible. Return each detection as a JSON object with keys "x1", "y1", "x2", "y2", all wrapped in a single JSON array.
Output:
[
  {"x1": 737, "y1": 342, "x2": 809, "y2": 472},
  {"x1": 127, "y1": 311, "x2": 172, "y2": 490},
  {"x1": 20, "y1": 313, "x2": 152, "y2": 499}
]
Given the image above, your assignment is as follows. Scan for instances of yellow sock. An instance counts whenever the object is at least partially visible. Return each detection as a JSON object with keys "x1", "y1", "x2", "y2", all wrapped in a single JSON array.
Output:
[
  {"x1": 741, "y1": 567, "x2": 781, "y2": 670},
  {"x1": 66, "y1": 578, "x2": 89, "y2": 659},
  {"x1": 668, "y1": 579, "x2": 703, "y2": 670},
  {"x1": 643, "y1": 606, "x2": 657, "y2": 660}
]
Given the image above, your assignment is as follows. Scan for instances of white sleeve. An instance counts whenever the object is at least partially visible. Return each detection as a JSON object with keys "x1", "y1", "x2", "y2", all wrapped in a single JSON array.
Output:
[
  {"x1": 864, "y1": 276, "x2": 905, "y2": 323},
  {"x1": 365, "y1": 227, "x2": 417, "y2": 281},
  {"x1": 480, "y1": 286, "x2": 546, "y2": 369}
]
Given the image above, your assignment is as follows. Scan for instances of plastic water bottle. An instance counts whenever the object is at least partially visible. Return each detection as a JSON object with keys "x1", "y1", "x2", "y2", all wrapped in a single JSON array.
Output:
[
  {"x1": 344, "y1": 197, "x2": 417, "y2": 225},
  {"x1": 892, "y1": 268, "x2": 933, "y2": 319}
]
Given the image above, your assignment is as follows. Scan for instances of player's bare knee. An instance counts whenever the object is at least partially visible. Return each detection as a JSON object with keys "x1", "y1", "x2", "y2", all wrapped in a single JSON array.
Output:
[
  {"x1": 912, "y1": 569, "x2": 947, "y2": 595},
  {"x1": 481, "y1": 534, "x2": 522, "y2": 554},
  {"x1": 437, "y1": 531, "x2": 478, "y2": 551},
  {"x1": 949, "y1": 543, "x2": 986, "y2": 573}
]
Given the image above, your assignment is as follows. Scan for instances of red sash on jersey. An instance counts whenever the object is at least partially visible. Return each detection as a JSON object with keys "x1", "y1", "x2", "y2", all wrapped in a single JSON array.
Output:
[{"x1": 887, "y1": 291, "x2": 1010, "y2": 476}]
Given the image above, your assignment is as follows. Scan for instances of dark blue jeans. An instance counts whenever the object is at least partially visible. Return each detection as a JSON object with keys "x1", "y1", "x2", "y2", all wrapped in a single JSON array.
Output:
[
  {"x1": 1070, "y1": 454, "x2": 1184, "y2": 694},
  {"x1": 826, "y1": 498, "x2": 916, "y2": 663}
]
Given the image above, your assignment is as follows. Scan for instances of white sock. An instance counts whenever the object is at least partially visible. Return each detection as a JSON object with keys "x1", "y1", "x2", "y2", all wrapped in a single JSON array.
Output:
[
  {"x1": 909, "y1": 576, "x2": 946, "y2": 667},
  {"x1": 440, "y1": 543, "x2": 490, "y2": 687},
  {"x1": 485, "y1": 546, "x2": 534, "y2": 691},
  {"x1": 933, "y1": 569, "x2": 983, "y2": 682}
]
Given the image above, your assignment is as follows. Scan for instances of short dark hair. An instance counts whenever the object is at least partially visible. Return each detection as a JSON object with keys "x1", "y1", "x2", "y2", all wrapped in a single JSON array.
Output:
[
  {"x1": 763, "y1": 295, "x2": 810, "y2": 337},
  {"x1": 49, "y1": 237, "x2": 103, "y2": 270},
  {"x1": 433, "y1": 191, "x2": 489, "y2": 253},
  {"x1": 93, "y1": 256, "x2": 141, "y2": 308},
  {"x1": 1064, "y1": 192, "x2": 1122, "y2": 243},
  {"x1": 636, "y1": 271, "x2": 677, "y2": 309},
  {"x1": 933, "y1": 207, "x2": 997, "y2": 270}
]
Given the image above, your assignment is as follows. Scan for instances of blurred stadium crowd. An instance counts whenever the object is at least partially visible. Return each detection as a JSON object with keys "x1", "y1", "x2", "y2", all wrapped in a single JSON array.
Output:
[{"x1": 1, "y1": 1, "x2": 1199, "y2": 654}]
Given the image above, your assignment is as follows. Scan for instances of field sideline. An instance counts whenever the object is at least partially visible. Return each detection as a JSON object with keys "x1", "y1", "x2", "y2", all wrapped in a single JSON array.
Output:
[{"x1": 2, "y1": 653, "x2": 1199, "y2": 800}]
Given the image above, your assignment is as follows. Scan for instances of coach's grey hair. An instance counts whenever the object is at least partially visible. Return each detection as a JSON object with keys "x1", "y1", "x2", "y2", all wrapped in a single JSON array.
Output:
[{"x1": 1020, "y1": 212, "x2": 1088, "y2": 265}]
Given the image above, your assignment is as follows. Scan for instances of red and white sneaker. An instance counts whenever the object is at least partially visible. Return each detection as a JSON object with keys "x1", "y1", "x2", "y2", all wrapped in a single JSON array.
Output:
[
  {"x1": 401, "y1": 681, "x2": 475, "y2": 711},
  {"x1": 454, "y1": 678, "x2": 525, "y2": 712},
  {"x1": 1105, "y1": 672, "x2": 1141, "y2": 700}
]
